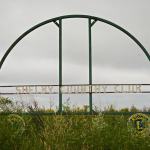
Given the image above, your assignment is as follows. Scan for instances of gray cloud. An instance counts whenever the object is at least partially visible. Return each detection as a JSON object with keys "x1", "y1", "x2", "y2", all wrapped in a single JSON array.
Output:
[{"x1": 0, "y1": 0, "x2": 150, "y2": 108}]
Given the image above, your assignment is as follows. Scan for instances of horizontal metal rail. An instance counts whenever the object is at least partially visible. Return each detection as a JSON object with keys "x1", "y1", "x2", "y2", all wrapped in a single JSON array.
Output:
[
  {"x1": 0, "y1": 83, "x2": 150, "y2": 87},
  {"x1": 0, "y1": 92, "x2": 150, "y2": 95},
  {"x1": 0, "y1": 112, "x2": 150, "y2": 115}
]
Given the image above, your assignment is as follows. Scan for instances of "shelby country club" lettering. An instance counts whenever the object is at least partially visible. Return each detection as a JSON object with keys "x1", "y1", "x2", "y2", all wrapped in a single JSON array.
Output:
[{"x1": 15, "y1": 84, "x2": 142, "y2": 94}]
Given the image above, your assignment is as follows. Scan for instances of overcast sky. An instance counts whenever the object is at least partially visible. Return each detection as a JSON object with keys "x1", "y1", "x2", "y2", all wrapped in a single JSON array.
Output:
[{"x1": 0, "y1": 0, "x2": 150, "y2": 110}]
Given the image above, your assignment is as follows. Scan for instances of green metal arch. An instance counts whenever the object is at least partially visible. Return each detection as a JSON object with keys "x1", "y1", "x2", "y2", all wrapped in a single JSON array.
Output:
[{"x1": 0, "y1": 14, "x2": 150, "y2": 69}]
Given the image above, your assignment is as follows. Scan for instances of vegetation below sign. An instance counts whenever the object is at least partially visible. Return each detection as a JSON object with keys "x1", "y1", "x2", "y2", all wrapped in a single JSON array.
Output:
[{"x1": 0, "y1": 96, "x2": 150, "y2": 150}]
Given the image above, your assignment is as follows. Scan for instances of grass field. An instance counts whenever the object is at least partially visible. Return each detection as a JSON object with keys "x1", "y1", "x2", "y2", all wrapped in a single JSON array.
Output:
[{"x1": 0, "y1": 97, "x2": 150, "y2": 150}]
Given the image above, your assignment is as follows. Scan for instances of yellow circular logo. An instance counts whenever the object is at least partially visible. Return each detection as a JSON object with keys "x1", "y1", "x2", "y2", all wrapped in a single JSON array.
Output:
[{"x1": 128, "y1": 113, "x2": 150, "y2": 136}]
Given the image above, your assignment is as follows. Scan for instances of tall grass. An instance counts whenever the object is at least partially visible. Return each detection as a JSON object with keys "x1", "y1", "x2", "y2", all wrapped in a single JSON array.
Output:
[{"x1": 0, "y1": 97, "x2": 150, "y2": 150}]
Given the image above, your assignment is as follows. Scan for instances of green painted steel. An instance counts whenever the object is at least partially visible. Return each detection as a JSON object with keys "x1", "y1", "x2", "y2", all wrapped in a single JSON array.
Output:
[
  {"x1": 88, "y1": 18, "x2": 93, "y2": 114},
  {"x1": 59, "y1": 19, "x2": 62, "y2": 114},
  {"x1": 0, "y1": 15, "x2": 149, "y2": 70},
  {"x1": 0, "y1": 112, "x2": 150, "y2": 116},
  {"x1": 0, "y1": 14, "x2": 150, "y2": 115}
]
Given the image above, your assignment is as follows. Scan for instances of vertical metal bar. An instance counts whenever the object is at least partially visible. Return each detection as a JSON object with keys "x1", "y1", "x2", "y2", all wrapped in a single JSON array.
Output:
[
  {"x1": 59, "y1": 19, "x2": 62, "y2": 114},
  {"x1": 88, "y1": 18, "x2": 92, "y2": 114}
]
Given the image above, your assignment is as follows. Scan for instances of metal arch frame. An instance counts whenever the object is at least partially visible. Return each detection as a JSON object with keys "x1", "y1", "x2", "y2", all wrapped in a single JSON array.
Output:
[
  {"x1": 0, "y1": 14, "x2": 150, "y2": 68},
  {"x1": 0, "y1": 14, "x2": 150, "y2": 114}
]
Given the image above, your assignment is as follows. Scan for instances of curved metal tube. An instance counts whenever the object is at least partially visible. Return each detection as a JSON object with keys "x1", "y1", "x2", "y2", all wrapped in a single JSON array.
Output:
[{"x1": 0, "y1": 14, "x2": 150, "y2": 69}]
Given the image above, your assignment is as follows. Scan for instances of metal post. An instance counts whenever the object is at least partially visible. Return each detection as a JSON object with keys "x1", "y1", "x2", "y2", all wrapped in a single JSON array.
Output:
[
  {"x1": 59, "y1": 19, "x2": 62, "y2": 114},
  {"x1": 88, "y1": 18, "x2": 92, "y2": 114}
]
